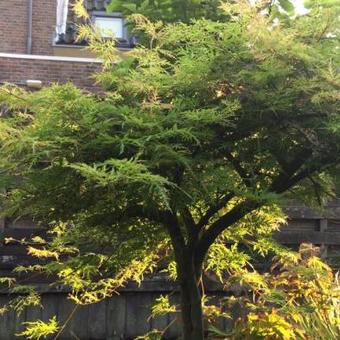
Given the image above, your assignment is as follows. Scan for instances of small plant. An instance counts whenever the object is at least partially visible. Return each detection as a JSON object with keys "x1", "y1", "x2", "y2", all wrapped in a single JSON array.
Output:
[
  {"x1": 17, "y1": 316, "x2": 59, "y2": 340},
  {"x1": 210, "y1": 244, "x2": 340, "y2": 339}
]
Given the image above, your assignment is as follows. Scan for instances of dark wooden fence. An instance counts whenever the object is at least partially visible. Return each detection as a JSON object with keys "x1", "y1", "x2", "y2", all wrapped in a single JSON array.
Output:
[
  {"x1": 0, "y1": 290, "x2": 181, "y2": 340},
  {"x1": 1, "y1": 202, "x2": 340, "y2": 339},
  {"x1": 0, "y1": 284, "x2": 242, "y2": 340},
  {"x1": 276, "y1": 202, "x2": 340, "y2": 266}
]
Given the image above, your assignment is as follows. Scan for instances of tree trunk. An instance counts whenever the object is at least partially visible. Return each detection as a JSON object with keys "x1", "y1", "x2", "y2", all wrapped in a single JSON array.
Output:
[{"x1": 178, "y1": 256, "x2": 204, "y2": 340}]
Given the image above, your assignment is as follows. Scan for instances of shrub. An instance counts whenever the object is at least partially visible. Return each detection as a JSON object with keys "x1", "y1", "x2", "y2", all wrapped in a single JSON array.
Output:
[{"x1": 211, "y1": 244, "x2": 340, "y2": 339}]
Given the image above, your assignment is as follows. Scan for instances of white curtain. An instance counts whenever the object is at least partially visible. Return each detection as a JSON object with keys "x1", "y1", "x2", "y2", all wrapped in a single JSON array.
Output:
[{"x1": 56, "y1": 0, "x2": 69, "y2": 36}]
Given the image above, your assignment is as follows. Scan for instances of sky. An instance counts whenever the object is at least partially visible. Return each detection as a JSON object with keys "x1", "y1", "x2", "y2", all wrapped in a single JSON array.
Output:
[{"x1": 293, "y1": 0, "x2": 309, "y2": 15}]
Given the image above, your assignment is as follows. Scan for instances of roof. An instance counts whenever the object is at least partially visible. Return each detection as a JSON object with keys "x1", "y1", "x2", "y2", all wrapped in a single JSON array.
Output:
[{"x1": 84, "y1": 0, "x2": 111, "y2": 11}]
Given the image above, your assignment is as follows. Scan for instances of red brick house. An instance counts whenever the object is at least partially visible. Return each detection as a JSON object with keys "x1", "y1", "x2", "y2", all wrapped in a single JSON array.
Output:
[{"x1": 0, "y1": 0, "x2": 132, "y2": 90}]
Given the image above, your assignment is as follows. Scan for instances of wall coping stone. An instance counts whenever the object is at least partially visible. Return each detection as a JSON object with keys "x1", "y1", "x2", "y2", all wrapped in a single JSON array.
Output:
[{"x1": 0, "y1": 52, "x2": 102, "y2": 64}]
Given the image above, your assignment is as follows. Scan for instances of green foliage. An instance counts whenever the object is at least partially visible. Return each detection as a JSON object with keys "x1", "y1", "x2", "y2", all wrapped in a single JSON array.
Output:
[
  {"x1": 107, "y1": 0, "x2": 224, "y2": 22},
  {"x1": 135, "y1": 329, "x2": 163, "y2": 340},
  {"x1": 150, "y1": 295, "x2": 177, "y2": 318},
  {"x1": 0, "y1": 1, "x2": 339, "y2": 338},
  {"x1": 0, "y1": 277, "x2": 16, "y2": 287},
  {"x1": 106, "y1": 0, "x2": 299, "y2": 23},
  {"x1": 17, "y1": 316, "x2": 59, "y2": 340},
  {"x1": 211, "y1": 244, "x2": 340, "y2": 339},
  {"x1": 0, "y1": 286, "x2": 41, "y2": 316}
]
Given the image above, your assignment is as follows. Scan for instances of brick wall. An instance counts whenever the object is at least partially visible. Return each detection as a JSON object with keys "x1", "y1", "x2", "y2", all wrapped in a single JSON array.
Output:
[
  {"x1": 0, "y1": 0, "x2": 56, "y2": 55},
  {"x1": 0, "y1": 55, "x2": 102, "y2": 91},
  {"x1": 0, "y1": 1, "x2": 28, "y2": 54},
  {"x1": 32, "y1": 0, "x2": 56, "y2": 55}
]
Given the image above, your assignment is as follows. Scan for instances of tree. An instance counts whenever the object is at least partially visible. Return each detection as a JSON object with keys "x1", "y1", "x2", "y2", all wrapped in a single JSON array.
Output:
[
  {"x1": 106, "y1": 0, "x2": 299, "y2": 22},
  {"x1": 0, "y1": 1, "x2": 339, "y2": 339},
  {"x1": 107, "y1": 0, "x2": 224, "y2": 22}
]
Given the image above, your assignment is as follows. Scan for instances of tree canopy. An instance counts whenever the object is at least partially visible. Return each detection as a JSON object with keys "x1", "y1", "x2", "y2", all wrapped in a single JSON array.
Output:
[
  {"x1": 107, "y1": 0, "x2": 301, "y2": 22},
  {"x1": 0, "y1": 1, "x2": 339, "y2": 339},
  {"x1": 107, "y1": 0, "x2": 225, "y2": 22}
]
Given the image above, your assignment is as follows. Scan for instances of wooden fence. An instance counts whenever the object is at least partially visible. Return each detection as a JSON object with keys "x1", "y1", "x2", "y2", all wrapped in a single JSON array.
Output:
[
  {"x1": 0, "y1": 285, "x2": 237, "y2": 340},
  {"x1": 0, "y1": 291, "x2": 181, "y2": 340},
  {"x1": 1, "y1": 202, "x2": 340, "y2": 339},
  {"x1": 276, "y1": 202, "x2": 340, "y2": 265}
]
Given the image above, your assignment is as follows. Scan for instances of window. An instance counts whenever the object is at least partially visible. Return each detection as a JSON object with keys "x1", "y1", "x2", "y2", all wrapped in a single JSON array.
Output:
[
  {"x1": 54, "y1": 5, "x2": 133, "y2": 49},
  {"x1": 92, "y1": 12, "x2": 131, "y2": 47},
  {"x1": 94, "y1": 16, "x2": 124, "y2": 39}
]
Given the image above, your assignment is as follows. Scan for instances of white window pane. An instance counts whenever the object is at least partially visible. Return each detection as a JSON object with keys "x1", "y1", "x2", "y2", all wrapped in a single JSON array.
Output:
[{"x1": 95, "y1": 17, "x2": 123, "y2": 38}]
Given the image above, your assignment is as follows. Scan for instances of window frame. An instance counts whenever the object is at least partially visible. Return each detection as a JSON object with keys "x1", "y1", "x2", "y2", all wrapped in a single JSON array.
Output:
[{"x1": 91, "y1": 11, "x2": 128, "y2": 42}]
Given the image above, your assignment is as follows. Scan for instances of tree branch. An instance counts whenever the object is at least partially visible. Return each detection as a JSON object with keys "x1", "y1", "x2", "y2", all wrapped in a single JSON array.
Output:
[
  {"x1": 271, "y1": 159, "x2": 332, "y2": 194},
  {"x1": 191, "y1": 148, "x2": 339, "y2": 275},
  {"x1": 181, "y1": 207, "x2": 197, "y2": 244},
  {"x1": 193, "y1": 155, "x2": 334, "y2": 272},
  {"x1": 162, "y1": 211, "x2": 187, "y2": 259},
  {"x1": 197, "y1": 192, "x2": 234, "y2": 230},
  {"x1": 225, "y1": 151, "x2": 252, "y2": 188},
  {"x1": 194, "y1": 199, "x2": 260, "y2": 272},
  {"x1": 274, "y1": 147, "x2": 312, "y2": 176},
  {"x1": 270, "y1": 149, "x2": 315, "y2": 193}
]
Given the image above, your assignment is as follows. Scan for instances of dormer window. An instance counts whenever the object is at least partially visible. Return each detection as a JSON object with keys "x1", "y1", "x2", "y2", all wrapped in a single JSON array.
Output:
[
  {"x1": 94, "y1": 15, "x2": 124, "y2": 39},
  {"x1": 91, "y1": 12, "x2": 130, "y2": 47},
  {"x1": 55, "y1": 1, "x2": 133, "y2": 48}
]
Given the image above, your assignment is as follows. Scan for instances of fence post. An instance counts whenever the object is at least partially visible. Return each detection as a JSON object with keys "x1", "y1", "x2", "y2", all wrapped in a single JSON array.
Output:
[{"x1": 319, "y1": 219, "x2": 328, "y2": 258}]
